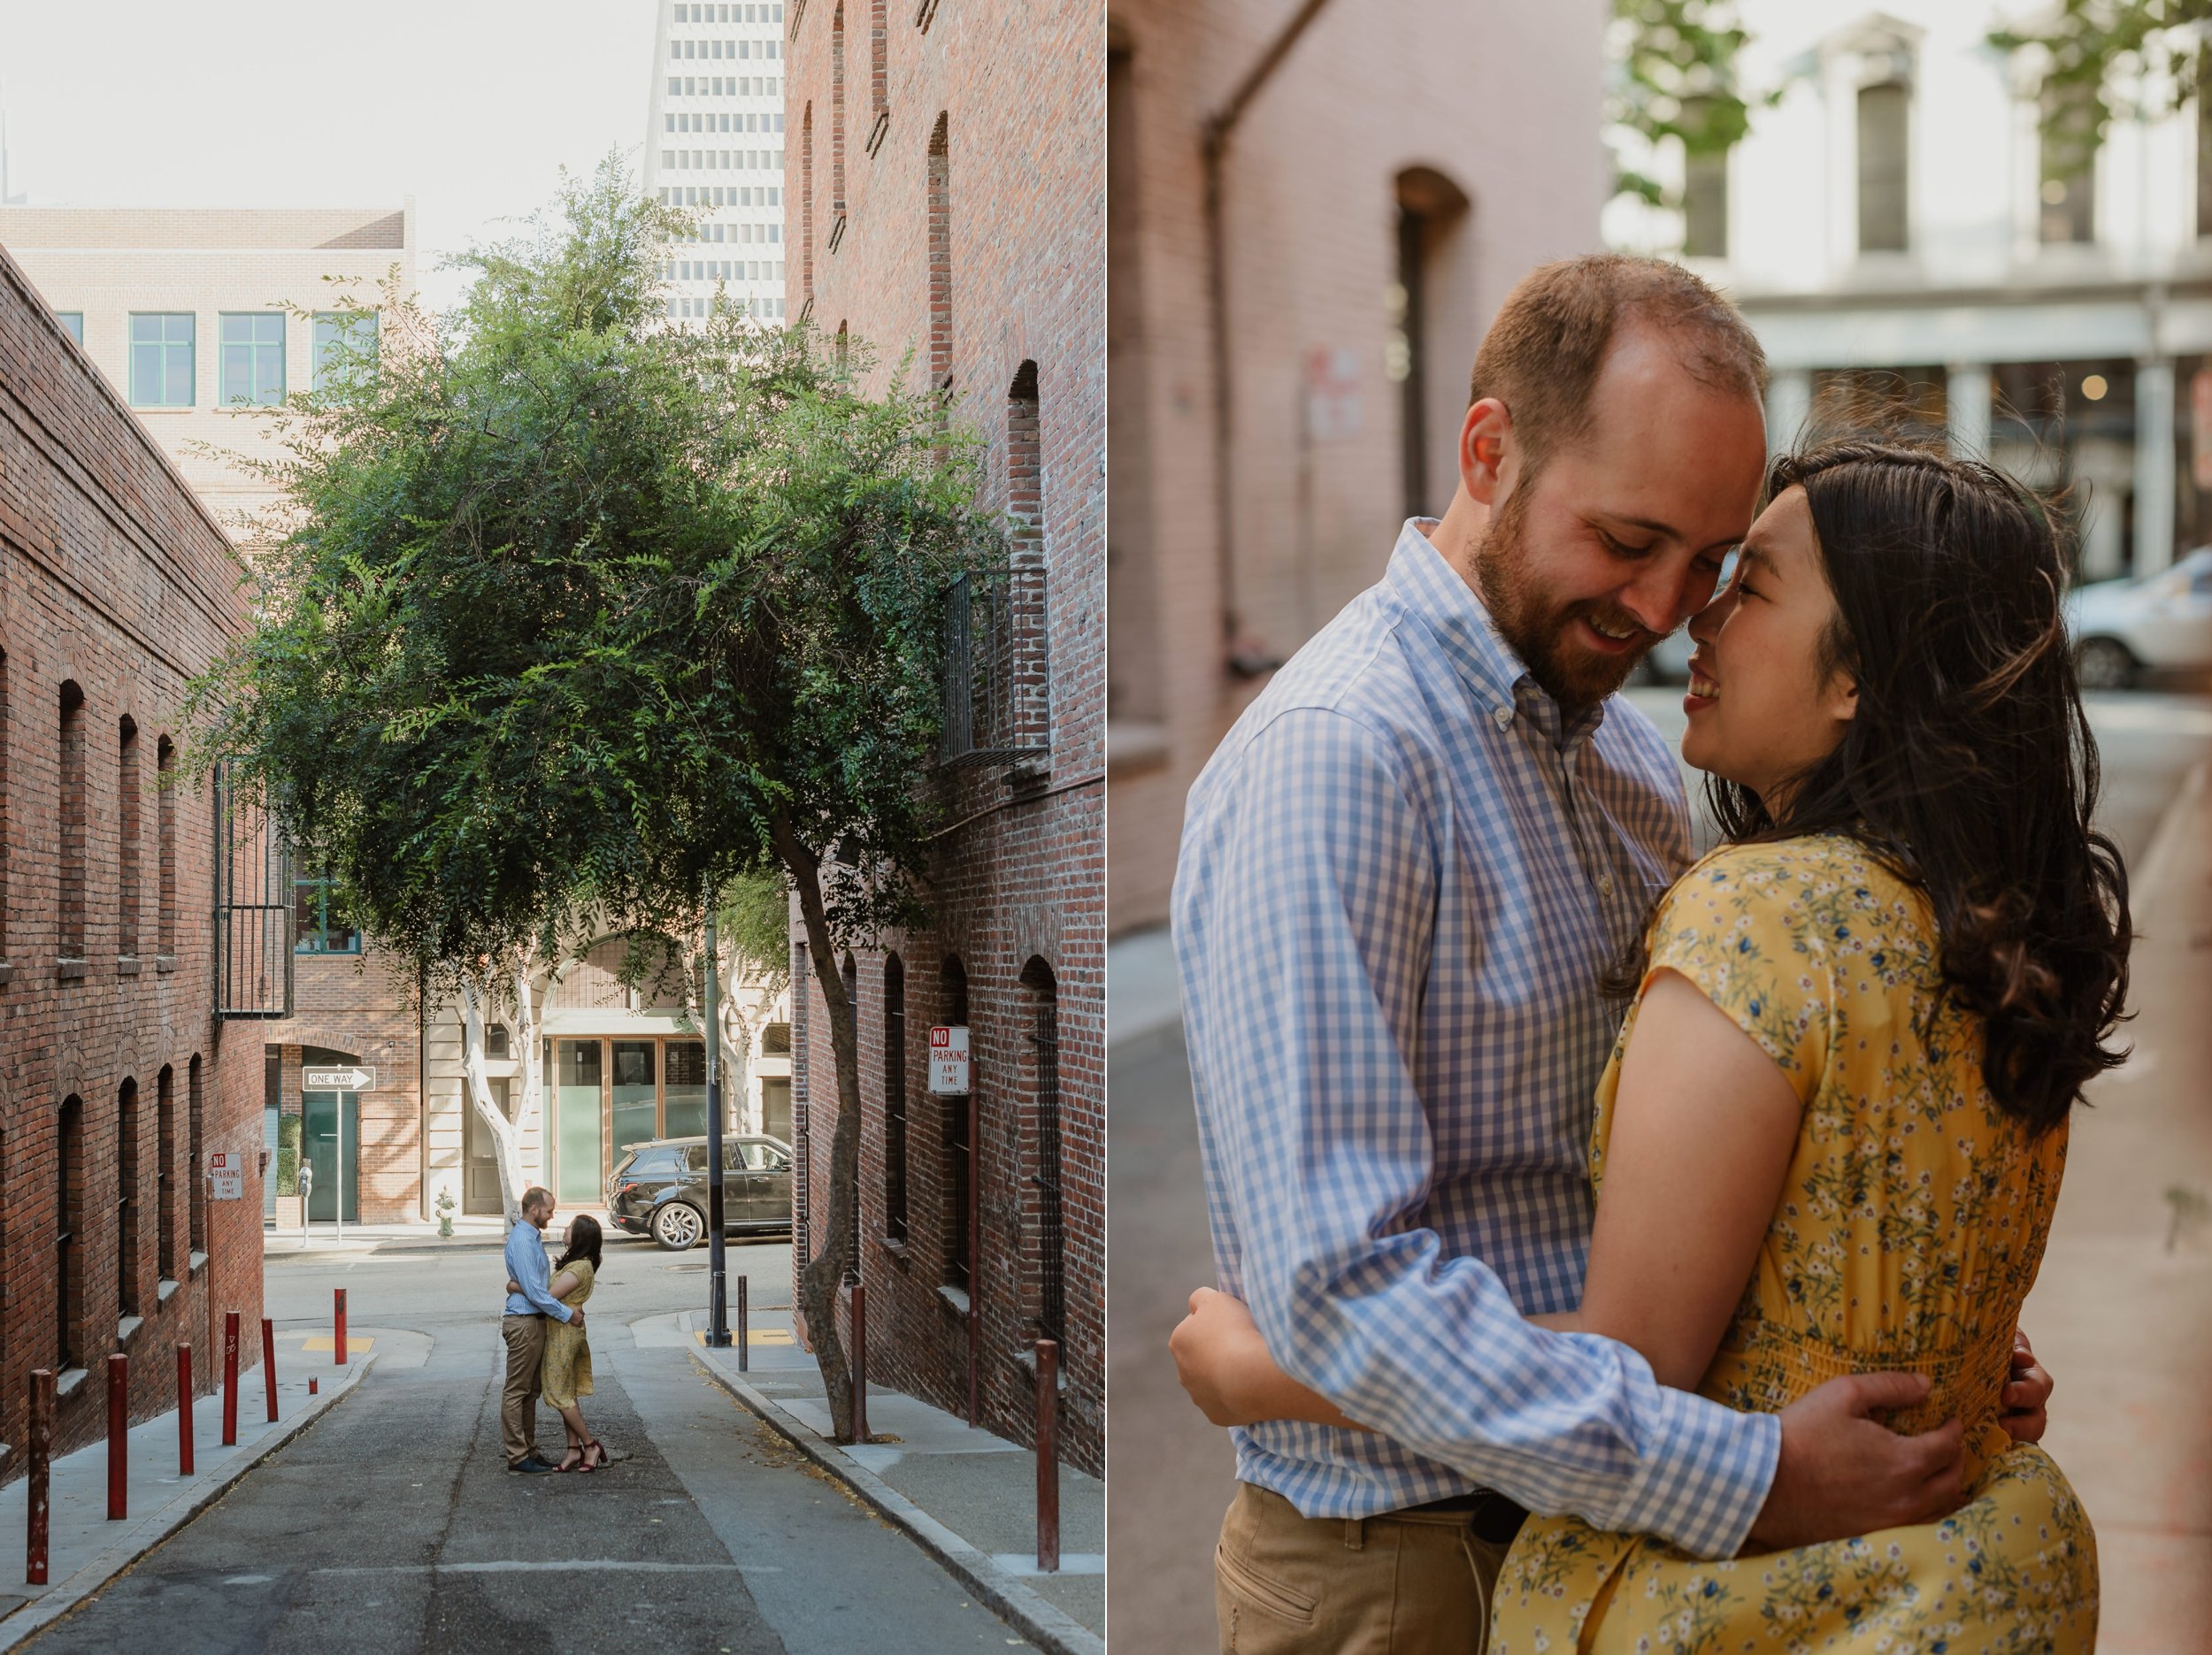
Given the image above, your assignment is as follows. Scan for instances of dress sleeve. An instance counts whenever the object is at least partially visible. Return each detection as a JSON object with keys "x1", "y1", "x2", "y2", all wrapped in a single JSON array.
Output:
[{"x1": 1642, "y1": 845, "x2": 1837, "y2": 1108}]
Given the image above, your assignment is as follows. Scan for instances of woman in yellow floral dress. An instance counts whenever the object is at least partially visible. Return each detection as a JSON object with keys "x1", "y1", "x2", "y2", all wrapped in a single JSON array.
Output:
[
  {"x1": 513, "y1": 1214, "x2": 609, "y2": 1472},
  {"x1": 1172, "y1": 441, "x2": 2129, "y2": 1651}
]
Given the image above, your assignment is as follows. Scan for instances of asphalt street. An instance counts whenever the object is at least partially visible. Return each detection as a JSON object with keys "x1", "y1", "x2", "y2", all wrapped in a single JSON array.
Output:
[
  {"x1": 24, "y1": 1235, "x2": 1029, "y2": 1654},
  {"x1": 1105, "y1": 687, "x2": 2212, "y2": 1652}
]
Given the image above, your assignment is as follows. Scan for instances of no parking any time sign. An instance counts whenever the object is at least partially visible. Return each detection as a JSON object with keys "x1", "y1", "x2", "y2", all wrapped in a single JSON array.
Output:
[{"x1": 928, "y1": 1025, "x2": 970, "y2": 1095}]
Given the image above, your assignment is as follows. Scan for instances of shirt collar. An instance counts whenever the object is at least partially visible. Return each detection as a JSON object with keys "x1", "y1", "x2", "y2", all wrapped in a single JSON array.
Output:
[{"x1": 1384, "y1": 518, "x2": 1608, "y2": 755}]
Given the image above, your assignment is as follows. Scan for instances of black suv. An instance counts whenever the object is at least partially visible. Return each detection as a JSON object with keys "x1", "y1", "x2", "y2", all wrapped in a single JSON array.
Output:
[{"x1": 606, "y1": 1135, "x2": 795, "y2": 1250}]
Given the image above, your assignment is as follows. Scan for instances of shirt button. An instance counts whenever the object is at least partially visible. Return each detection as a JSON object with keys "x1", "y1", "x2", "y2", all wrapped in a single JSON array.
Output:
[
  {"x1": 1492, "y1": 705, "x2": 1514, "y2": 731},
  {"x1": 1598, "y1": 875, "x2": 1616, "y2": 899}
]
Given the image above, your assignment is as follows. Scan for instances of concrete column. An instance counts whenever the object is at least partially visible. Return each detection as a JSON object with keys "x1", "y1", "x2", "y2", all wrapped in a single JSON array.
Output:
[
  {"x1": 1767, "y1": 369, "x2": 1813, "y2": 456},
  {"x1": 1945, "y1": 364, "x2": 1993, "y2": 460},
  {"x1": 2136, "y1": 357, "x2": 2177, "y2": 575}
]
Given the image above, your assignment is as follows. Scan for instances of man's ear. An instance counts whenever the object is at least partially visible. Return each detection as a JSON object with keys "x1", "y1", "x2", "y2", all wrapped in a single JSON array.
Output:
[{"x1": 1458, "y1": 397, "x2": 1514, "y2": 508}]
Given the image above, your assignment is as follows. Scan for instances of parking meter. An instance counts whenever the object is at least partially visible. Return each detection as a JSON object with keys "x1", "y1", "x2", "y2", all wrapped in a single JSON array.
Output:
[{"x1": 297, "y1": 1159, "x2": 313, "y2": 1238}]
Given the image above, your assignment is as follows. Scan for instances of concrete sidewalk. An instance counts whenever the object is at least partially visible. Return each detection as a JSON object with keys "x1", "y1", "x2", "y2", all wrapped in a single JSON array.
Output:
[
  {"x1": 634, "y1": 1308, "x2": 1104, "y2": 1655},
  {"x1": 262, "y1": 1207, "x2": 612, "y2": 1256},
  {"x1": 2023, "y1": 759, "x2": 2212, "y2": 1651},
  {"x1": 0, "y1": 1325, "x2": 406, "y2": 1651}
]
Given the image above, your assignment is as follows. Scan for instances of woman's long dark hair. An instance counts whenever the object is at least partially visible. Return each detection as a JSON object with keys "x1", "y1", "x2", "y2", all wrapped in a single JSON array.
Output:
[
  {"x1": 1704, "y1": 439, "x2": 2131, "y2": 1133},
  {"x1": 556, "y1": 1213, "x2": 603, "y2": 1275}
]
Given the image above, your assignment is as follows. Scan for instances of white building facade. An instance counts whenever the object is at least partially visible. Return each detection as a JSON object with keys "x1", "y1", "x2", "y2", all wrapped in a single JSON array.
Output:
[
  {"x1": 647, "y1": 0, "x2": 789, "y2": 324},
  {"x1": 1613, "y1": 3, "x2": 2212, "y2": 579}
]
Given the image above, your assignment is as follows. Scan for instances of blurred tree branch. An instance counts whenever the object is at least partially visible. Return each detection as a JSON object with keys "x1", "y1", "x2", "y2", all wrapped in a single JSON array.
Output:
[
  {"x1": 1993, "y1": 2, "x2": 2212, "y2": 172},
  {"x1": 1608, "y1": 0, "x2": 1768, "y2": 213}
]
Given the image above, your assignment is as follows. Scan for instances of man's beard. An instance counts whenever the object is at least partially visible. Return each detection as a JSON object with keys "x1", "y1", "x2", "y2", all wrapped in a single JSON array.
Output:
[{"x1": 1470, "y1": 487, "x2": 1657, "y2": 714}]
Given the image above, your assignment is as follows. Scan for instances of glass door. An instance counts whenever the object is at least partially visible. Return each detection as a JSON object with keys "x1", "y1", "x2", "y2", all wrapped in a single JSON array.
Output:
[
  {"x1": 463, "y1": 1078, "x2": 509, "y2": 1214},
  {"x1": 554, "y1": 1040, "x2": 603, "y2": 1204},
  {"x1": 664, "y1": 1040, "x2": 708, "y2": 1138},
  {"x1": 302, "y1": 1091, "x2": 359, "y2": 1222},
  {"x1": 611, "y1": 1040, "x2": 658, "y2": 1161}
]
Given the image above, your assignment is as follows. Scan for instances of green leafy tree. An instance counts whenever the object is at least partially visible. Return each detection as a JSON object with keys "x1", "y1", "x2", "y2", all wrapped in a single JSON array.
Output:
[
  {"x1": 1992, "y1": 3, "x2": 2212, "y2": 172},
  {"x1": 1608, "y1": 0, "x2": 1766, "y2": 220},
  {"x1": 191, "y1": 157, "x2": 1002, "y2": 1437}
]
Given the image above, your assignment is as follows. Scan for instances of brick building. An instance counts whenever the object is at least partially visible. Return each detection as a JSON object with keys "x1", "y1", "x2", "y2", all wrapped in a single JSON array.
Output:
[
  {"x1": 0, "y1": 240, "x2": 265, "y2": 1467},
  {"x1": 780, "y1": 0, "x2": 1104, "y2": 1472},
  {"x1": 1104, "y1": 0, "x2": 1608, "y2": 933}
]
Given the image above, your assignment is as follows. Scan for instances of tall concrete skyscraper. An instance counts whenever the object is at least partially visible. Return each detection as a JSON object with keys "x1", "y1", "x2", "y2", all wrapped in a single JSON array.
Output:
[{"x1": 646, "y1": 0, "x2": 788, "y2": 323}]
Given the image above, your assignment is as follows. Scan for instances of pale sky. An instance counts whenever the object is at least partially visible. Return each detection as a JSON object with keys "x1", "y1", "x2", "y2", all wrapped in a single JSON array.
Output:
[{"x1": 0, "y1": 0, "x2": 656, "y2": 310}]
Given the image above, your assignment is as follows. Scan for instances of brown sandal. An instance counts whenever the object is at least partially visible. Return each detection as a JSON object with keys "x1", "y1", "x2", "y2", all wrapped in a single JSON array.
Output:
[
  {"x1": 580, "y1": 1439, "x2": 609, "y2": 1473},
  {"x1": 556, "y1": 1444, "x2": 585, "y2": 1473}
]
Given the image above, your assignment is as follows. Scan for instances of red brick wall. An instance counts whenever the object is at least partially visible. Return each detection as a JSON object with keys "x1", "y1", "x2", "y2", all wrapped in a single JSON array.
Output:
[
  {"x1": 0, "y1": 239, "x2": 264, "y2": 1469},
  {"x1": 782, "y1": 0, "x2": 1104, "y2": 1475},
  {"x1": 1103, "y1": 0, "x2": 1608, "y2": 933}
]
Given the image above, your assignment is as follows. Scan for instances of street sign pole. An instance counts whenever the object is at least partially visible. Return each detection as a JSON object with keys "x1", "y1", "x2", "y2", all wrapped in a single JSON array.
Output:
[{"x1": 703, "y1": 882, "x2": 730, "y2": 1347}]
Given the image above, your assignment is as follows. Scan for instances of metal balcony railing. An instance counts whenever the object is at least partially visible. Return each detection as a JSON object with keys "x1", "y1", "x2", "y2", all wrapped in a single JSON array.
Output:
[
  {"x1": 213, "y1": 762, "x2": 294, "y2": 1019},
  {"x1": 939, "y1": 568, "x2": 1049, "y2": 769}
]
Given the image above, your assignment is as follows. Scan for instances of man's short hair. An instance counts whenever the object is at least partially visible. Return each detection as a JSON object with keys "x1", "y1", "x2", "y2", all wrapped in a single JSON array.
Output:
[
  {"x1": 521, "y1": 1186, "x2": 553, "y2": 1212},
  {"x1": 1468, "y1": 254, "x2": 1767, "y2": 475}
]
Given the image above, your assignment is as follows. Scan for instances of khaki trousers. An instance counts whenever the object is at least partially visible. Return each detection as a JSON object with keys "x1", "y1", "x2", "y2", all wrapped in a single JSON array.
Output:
[
  {"x1": 1215, "y1": 1483, "x2": 1517, "y2": 1655},
  {"x1": 500, "y1": 1314, "x2": 548, "y2": 1465}
]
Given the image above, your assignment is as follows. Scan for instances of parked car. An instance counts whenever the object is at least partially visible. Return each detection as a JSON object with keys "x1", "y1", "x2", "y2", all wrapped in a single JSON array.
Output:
[
  {"x1": 2065, "y1": 547, "x2": 2212, "y2": 690},
  {"x1": 606, "y1": 1134, "x2": 795, "y2": 1251}
]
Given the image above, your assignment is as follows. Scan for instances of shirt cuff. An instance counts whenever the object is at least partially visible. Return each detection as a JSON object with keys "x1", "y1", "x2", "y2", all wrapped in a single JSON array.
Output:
[{"x1": 1609, "y1": 1388, "x2": 1779, "y2": 1559}]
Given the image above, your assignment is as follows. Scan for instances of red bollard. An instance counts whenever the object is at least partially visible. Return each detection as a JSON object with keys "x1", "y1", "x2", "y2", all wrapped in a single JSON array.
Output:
[
  {"x1": 222, "y1": 1313, "x2": 240, "y2": 1445},
  {"x1": 851, "y1": 1283, "x2": 868, "y2": 1444},
  {"x1": 177, "y1": 1344, "x2": 194, "y2": 1475},
  {"x1": 26, "y1": 1368, "x2": 52, "y2": 1585},
  {"x1": 1035, "y1": 1338, "x2": 1061, "y2": 1574},
  {"x1": 106, "y1": 1353, "x2": 128, "y2": 1520},
  {"x1": 308, "y1": 1377, "x2": 319, "y2": 1396},
  {"x1": 261, "y1": 1318, "x2": 279, "y2": 1422},
  {"x1": 735, "y1": 1275, "x2": 749, "y2": 1374},
  {"x1": 334, "y1": 1289, "x2": 347, "y2": 1366}
]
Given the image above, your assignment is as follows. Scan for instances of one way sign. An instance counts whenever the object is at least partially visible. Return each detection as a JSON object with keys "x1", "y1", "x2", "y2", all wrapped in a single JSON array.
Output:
[{"x1": 303, "y1": 1066, "x2": 375, "y2": 1091}]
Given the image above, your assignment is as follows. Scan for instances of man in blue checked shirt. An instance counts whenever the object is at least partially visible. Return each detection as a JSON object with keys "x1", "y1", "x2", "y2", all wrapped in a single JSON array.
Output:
[{"x1": 1171, "y1": 256, "x2": 2053, "y2": 1652}]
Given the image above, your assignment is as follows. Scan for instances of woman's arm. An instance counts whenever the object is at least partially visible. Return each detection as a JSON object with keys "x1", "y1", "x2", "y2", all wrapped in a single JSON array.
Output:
[{"x1": 1171, "y1": 969, "x2": 1800, "y2": 1422}]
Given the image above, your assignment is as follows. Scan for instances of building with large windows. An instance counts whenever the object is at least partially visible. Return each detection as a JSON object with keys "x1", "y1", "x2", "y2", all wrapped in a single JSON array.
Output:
[
  {"x1": 0, "y1": 241, "x2": 265, "y2": 1466},
  {"x1": 1613, "y1": 2, "x2": 2212, "y2": 601},
  {"x1": 648, "y1": 1, "x2": 789, "y2": 324},
  {"x1": 781, "y1": 0, "x2": 1104, "y2": 1475}
]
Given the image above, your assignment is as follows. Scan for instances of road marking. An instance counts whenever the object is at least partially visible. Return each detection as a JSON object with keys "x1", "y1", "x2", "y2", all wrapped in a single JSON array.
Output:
[
  {"x1": 311, "y1": 1560, "x2": 749, "y2": 1575},
  {"x1": 299, "y1": 1337, "x2": 375, "y2": 1352},
  {"x1": 695, "y1": 1329, "x2": 791, "y2": 1345},
  {"x1": 221, "y1": 1575, "x2": 274, "y2": 1586}
]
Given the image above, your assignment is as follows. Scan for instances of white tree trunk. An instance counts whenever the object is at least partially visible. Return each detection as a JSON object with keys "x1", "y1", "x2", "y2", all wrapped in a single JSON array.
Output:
[
  {"x1": 460, "y1": 972, "x2": 527, "y2": 1230},
  {"x1": 718, "y1": 961, "x2": 753, "y2": 1135},
  {"x1": 512, "y1": 943, "x2": 547, "y2": 1210}
]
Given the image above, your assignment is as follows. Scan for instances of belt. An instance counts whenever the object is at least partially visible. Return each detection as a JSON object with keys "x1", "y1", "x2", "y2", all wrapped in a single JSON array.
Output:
[
  {"x1": 504, "y1": 1311, "x2": 547, "y2": 1320},
  {"x1": 1400, "y1": 1490, "x2": 1529, "y2": 1546}
]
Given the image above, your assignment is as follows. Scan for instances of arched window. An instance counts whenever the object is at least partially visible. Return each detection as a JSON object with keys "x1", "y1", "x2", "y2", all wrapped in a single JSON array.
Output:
[
  {"x1": 58, "y1": 681, "x2": 86, "y2": 969},
  {"x1": 883, "y1": 954, "x2": 907, "y2": 1244},
  {"x1": 802, "y1": 102, "x2": 816, "y2": 308},
  {"x1": 1392, "y1": 166, "x2": 1473, "y2": 523},
  {"x1": 0, "y1": 647, "x2": 11, "y2": 964},
  {"x1": 830, "y1": 1, "x2": 848, "y2": 233},
  {"x1": 868, "y1": 0, "x2": 888, "y2": 149},
  {"x1": 157, "y1": 1066, "x2": 177, "y2": 1283},
  {"x1": 940, "y1": 954, "x2": 971, "y2": 1291},
  {"x1": 57, "y1": 1095, "x2": 83, "y2": 1370},
  {"x1": 1008, "y1": 360, "x2": 1048, "y2": 754},
  {"x1": 1021, "y1": 957, "x2": 1063, "y2": 1354},
  {"x1": 188, "y1": 1054, "x2": 205, "y2": 1258},
  {"x1": 156, "y1": 735, "x2": 176, "y2": 961},
  {"x1": 118, "y1": 1078, "x2": 140, "y2": 1318},
  {"x1": 119, "y1": 716, "x2": 141, "y2": 962},
  {"x1": 927, "y1": 112, "x2": 951, "y2": 391}
]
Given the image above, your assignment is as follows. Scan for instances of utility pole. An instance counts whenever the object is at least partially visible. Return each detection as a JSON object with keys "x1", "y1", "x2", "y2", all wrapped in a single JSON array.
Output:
[{"x1": 704, "y1": 880, "x2": 731, "y2": 1346}]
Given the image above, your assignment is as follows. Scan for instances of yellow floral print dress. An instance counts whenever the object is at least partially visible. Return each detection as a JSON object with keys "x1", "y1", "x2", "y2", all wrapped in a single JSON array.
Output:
[
  {"x1": 539, "y1": 1259, "x2": 596, "y2": 1409},
  {"x1": 1489, "y1": 835, "x2": 2096, "y2": 1654}
]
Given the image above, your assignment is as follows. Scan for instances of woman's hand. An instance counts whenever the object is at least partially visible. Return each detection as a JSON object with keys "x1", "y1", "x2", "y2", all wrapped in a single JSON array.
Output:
[
  {"x1": 1171, "y1": 1287, "x2": 1369, "y2": 1433},
  {"x1": 506, "y1": 1278, "x2": 522, "y2": 1295},
  {"x1": 1171, "y1": 1287, "x2": 1274, "y2": 1427}
]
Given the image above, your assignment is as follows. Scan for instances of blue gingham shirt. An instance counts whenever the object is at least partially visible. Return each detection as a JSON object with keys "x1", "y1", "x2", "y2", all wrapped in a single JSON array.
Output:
[{"x1": 1173, "y1": 520, "x2": 1779, "y2": 1559}]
